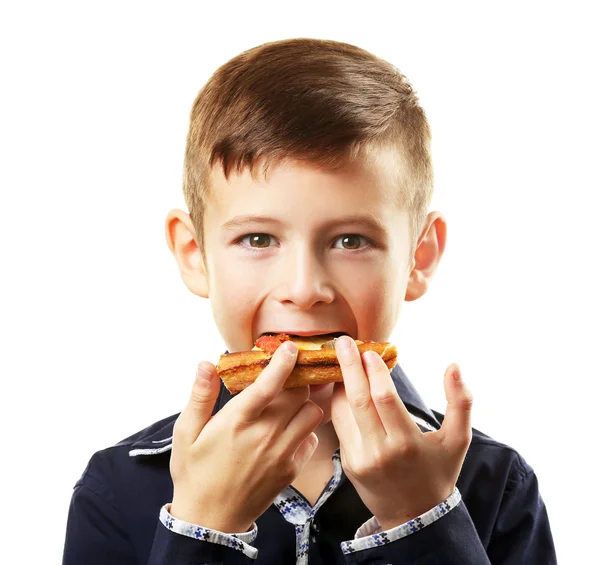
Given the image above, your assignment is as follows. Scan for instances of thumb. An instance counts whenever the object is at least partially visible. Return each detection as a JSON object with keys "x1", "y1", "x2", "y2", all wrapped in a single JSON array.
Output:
[
  {"x1": 439, "y1": 363, "x2": 473, "y2": 454},
  {"x1": 173, "y1": 362, "x2": 220, "y2": 446},
  {"x1": 293, "y1": 432, "x2": 319, "y2": 472}
]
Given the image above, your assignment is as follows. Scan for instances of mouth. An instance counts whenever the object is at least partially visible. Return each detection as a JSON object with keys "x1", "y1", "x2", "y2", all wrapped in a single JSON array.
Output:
[{"x1": 258, "y1": 331, "x2": 349, "y2": 339}]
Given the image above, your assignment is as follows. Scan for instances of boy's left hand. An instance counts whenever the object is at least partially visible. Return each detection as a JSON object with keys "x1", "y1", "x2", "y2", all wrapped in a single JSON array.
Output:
[{"x1": 331, "y1": 336, "x2": 473, "y2": 531}]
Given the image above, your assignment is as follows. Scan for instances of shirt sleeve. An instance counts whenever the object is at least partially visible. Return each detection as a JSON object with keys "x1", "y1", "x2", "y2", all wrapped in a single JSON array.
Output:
[
  {"x1": 341, "y1": 487, "x2": 461, "y2": 554},
  {"x1": 62, "y1": 480, "x2": 138, "y2": 565},
  {"x1": 486, "y1": 462, "x2": 556, "y2": 564},
  {"x1": 339, "y1": 460, "x2": 557, "y2": 565},
  {"x1": 157, "y1": 503, "x2": 258, "y2": 559},
  {"x1": 63, "y1": 461, "x2": 258, "y2": 565}
]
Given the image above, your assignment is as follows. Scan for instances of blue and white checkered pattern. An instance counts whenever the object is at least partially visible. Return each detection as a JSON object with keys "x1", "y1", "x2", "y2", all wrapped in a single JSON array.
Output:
[
  {"x1": 340, "y1": 487, "x2": 461, "y2": 555},
  {"x1": 159, "y1": 504, "x2": 258, "y2": 559},
  {"x1": 274, "y1": 450, "x2": 343, "y2": 564}
]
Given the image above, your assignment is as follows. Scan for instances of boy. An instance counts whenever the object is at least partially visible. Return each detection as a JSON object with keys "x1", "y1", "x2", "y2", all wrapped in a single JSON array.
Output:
[{"x1": 62, "y1": 38, "x2": 556, "y2": 564}]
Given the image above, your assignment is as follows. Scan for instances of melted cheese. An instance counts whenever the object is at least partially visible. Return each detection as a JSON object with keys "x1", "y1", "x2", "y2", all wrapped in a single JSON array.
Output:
[{"x1": 294, "y1": 336, "x2": 332, "y2": 350}]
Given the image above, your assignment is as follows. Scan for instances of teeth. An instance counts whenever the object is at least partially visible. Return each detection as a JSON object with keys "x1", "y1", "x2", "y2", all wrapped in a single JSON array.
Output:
[{"x1": 260, "y1": 332, "x2": 346, "y2": 338}]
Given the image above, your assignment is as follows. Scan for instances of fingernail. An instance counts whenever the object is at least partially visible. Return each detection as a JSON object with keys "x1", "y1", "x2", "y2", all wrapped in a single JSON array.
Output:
[
  {"x1": 282, "y1": 341, "x2": 298, "y2": 357},
  {"x1": 362, "y1": 350, "x2": 380, "y2": 367},
  {"x1": 197, "y1": 365, "x2": 213, "y2": 381},
  {"x1": 452, "y1": 364, "x2": 461, "y2": 382},
  {"x1": 336, "y1": 336, "x2": 352, "y2": 351}
]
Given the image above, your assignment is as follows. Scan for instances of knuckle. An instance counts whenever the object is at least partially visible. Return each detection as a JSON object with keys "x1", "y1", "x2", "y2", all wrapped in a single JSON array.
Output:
[
  {"x1": 256, "y1": 426, "x2": 278, "y2": 451},
  {"x1": 349, "y1": 392, "x2": 372, "y2": 411},
  {"x1": 395, "y1": 438, "x2": 418, "y2": 459},
  {"x1": 231, "y1": 415, "x2": 252, "y2": 432},
  {"x1": 190, "y1": 384, "x2": 213, "y2": 404},
  {"x1": 461, "y1": 395, "x2": 474, "y2": 412},
  {"x1": 457, "y1": 429, "x2": 473, "y2": 451},
  {"x1": 344, "y1": 356, "x2": 361, "y2": 370},
  {"x1": 172, "y1": 415, "x2": 187, "y2": 438},
  {"x1": 371, "y1": 389, "x2": 398, "y2": 408},
  {"x1": 281, "y1": 462, "x2": 297, "y2": 484},
  {"x1": 369, "y1": 448, "x2": 388, "y2": 470},
  {"x1": 349, "y1": 460, "x2": 370, "y2": 480},
  {"x1": 252, "y1": 385, "x2": 276, "y2": 407}
]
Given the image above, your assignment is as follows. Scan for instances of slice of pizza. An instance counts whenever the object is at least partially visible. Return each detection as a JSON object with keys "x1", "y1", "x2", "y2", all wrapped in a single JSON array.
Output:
[{"x1": 217, "y1": 333, "x2": 397, "y2": 393}]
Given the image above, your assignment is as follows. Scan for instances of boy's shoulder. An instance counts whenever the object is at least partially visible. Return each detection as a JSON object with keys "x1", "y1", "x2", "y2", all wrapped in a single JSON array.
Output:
[
  {"x1": 434, "y1": 408, "x2": 536, "y2": 481},
  {"x1": 76, "y1": 413, "x2": 179, "y2": 492},
  {"x1": 114, "y1": 412, "x2": 180, "y2": 455}
]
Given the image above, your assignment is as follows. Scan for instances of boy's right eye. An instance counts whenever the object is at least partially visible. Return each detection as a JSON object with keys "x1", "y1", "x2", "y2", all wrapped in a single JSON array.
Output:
[{"x1": 239, "y1": 233, "x2": 274, "y2": 248}]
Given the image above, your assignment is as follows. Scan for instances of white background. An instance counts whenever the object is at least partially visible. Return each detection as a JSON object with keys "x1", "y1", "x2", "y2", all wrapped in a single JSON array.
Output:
[{"x1": 1, "y1": 1, "x2": 598, "y2": 562}]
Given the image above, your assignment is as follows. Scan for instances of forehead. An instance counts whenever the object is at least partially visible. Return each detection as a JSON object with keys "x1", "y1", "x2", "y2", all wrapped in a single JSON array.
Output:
[{"x1": 204, "y1": 147, "x2": 408, "y2": 230}]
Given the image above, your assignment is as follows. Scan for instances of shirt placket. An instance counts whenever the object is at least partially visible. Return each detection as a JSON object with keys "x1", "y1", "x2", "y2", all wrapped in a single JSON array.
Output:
[{"x1": 273, "y1": 451, "x2": 343, "y2": 565}]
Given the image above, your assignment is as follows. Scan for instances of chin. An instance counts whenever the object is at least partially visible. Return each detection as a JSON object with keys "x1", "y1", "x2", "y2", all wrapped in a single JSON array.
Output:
[{"x1": 308, "y1": 383, "x2": 335, "y2": 415}]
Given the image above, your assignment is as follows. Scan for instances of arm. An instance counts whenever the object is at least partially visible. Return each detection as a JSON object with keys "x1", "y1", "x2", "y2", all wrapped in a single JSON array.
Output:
[
  {"x1": 343, "y1": 501, "x2": 490, "y2": 565},
  {"x1": 340, "y1": 463, "x2": 556, "y2": 564},
  {"x1": 486, "y1": 461, "x2": 556, "y2": 564},
  {"x1": 62, "y1": 468, "x2": 258, "y2": 565},
  {"x1": 62, "y1": 476, "x2": 137, "y2": 565},
  {"x1": 148, "y1": 504, "x2": 258, "y2": 564},
  {"x1": 341, "y1": 496, "x2": 492, "y2": 565}
]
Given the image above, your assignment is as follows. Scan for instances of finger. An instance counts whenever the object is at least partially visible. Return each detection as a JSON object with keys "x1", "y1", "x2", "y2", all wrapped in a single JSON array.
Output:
[
  {"x1": 173, "y1": 362, "x2": 221, "y2": 446},
  {"x1": 335, "y1": 336, "x2": 385, "y2": 441},
  {"x1": 282, "y1": 400, "x2": 324, "y2": 453},
  {"x1": 239, "y1": 341, "x2": 299, "y2": 420},
  {"x1": 439, "y1": 364, "x2": 473, "y2": 453},
  {"x1": 292, "y1": 432, "x2": 319, "y2": 471},
  {"x1": 330, "y1": 382, "x2": 361, "y2": 448},
  {"x1": 362, "y1": 350, "x2": 419, "y2": 437},
  {"x1": 261, "y1": 386, "x2": 311, "y2": 428}
]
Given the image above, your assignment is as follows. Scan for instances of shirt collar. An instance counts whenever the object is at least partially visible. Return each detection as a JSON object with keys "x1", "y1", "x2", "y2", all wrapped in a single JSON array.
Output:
[{"x1": 129, "y1": 362, "x2": 440, "y2": 457}]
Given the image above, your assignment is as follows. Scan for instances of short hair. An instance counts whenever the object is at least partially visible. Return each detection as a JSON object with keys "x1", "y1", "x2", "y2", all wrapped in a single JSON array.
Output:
[{"x1": 183, "y1": 38, "x2": 434, "y2": 258}]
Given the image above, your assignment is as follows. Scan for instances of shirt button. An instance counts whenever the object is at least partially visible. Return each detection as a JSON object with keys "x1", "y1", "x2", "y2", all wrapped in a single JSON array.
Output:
[{"x1": 311, "y1": 519, "x2": 321, "y2": 536}]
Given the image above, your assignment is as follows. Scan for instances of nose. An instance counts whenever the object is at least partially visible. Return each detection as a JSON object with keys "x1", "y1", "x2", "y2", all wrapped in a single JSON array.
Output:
[{"x1": 273, "y1": 246, "x2": 335, "y2": 309}]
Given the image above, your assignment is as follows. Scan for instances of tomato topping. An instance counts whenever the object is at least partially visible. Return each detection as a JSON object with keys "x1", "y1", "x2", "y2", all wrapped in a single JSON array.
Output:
[{"x1": 254, "y1": 333, "x2": 290, "y2": 354}]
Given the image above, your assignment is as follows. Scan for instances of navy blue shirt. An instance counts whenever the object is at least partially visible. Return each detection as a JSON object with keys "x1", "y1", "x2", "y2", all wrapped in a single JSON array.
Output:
[{"x1": 62, "y1": 364, "x2": 557, "y2": 564}]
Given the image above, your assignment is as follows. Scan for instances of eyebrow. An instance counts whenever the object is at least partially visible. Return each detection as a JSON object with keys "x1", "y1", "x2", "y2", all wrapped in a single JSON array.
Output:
[
  {"x1": 221, "y1": 214, "x2": 388, "y2": 234},
  {"x1": 221, "y1": 215, "x2": 284, "y2": 231}
]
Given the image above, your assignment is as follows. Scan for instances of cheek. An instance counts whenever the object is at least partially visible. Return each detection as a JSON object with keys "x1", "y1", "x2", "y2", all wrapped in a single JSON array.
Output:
[
  {"x1": 208, "y1": 256, "x2": 262, "y2": 348},
  {"x1": 345, "y1": 273, "x2": 400, "y2": 339}
]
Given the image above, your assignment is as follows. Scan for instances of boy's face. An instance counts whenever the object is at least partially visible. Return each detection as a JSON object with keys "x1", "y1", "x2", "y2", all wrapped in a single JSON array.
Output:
[{"x1": 167, "y1": 150, "x2": 445, "y2": 417}]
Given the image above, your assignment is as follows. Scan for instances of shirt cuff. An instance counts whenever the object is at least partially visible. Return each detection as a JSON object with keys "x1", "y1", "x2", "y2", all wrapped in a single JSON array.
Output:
[
  {"x1": 160, "y1": 504, "x2": 259, "y2": 559},
  {"x1": 341, "y1": 487, "x2": 462, "y2": 555}
]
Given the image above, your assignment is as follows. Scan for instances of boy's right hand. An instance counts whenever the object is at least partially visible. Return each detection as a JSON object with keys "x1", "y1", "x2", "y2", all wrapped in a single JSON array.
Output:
[{"x1": 169, "y1": 341, "x2": 323, "y2": 533}]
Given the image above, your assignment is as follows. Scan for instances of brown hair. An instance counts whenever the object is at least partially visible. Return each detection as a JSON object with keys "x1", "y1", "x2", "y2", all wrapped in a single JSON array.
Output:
[{"x1": 183, "y1": 38, "x2": 433, "y2": 258}]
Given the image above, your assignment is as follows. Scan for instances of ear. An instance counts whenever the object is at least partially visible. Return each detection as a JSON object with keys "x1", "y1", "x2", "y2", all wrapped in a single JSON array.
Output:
[
  {"x1": 405, "y1": 211, "x2": 447, "y2": 302},
  {"x1": 164, "y1": 209, "x2": 209, "y2": 298}
]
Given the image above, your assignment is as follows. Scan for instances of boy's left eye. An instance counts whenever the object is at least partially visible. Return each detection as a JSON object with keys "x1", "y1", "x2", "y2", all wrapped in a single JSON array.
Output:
[
  {"x1": 241, "y1": 233, "x2": 274, "y2": 248},
  {"x1": 333, "y1": 234, "x2": 370, "y2": 250}
]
